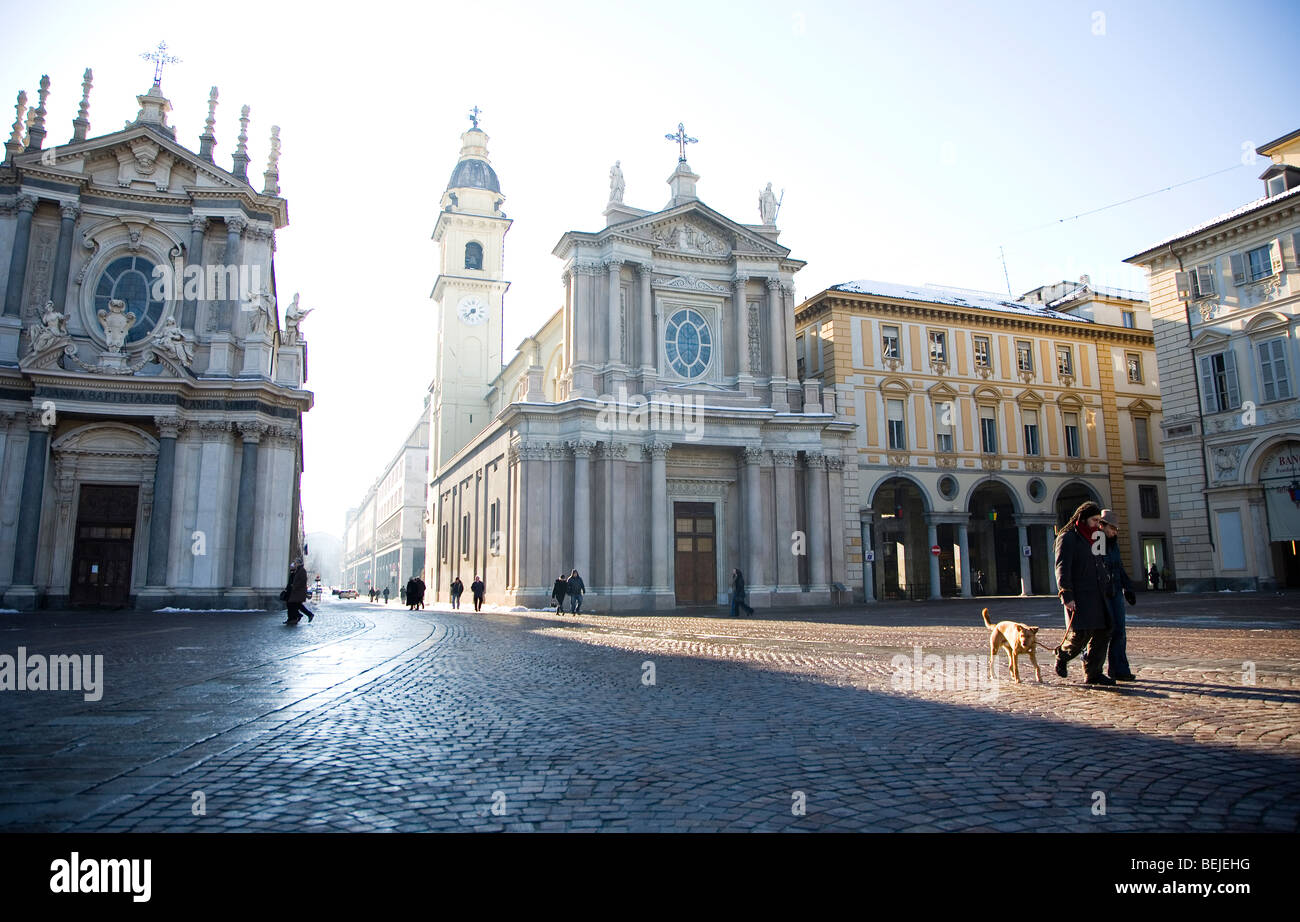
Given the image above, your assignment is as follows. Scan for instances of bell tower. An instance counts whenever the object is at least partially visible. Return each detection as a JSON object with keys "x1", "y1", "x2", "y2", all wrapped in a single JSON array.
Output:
[{"x1": 430, "y1": 108, "x2": 511, "y2": 470}]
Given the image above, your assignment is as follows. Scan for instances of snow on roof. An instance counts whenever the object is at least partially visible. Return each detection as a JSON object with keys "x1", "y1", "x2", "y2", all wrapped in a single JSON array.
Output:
[
  {"x1": 830, "y1": 279, "x2": 1092, "y2": 323},
  {"x1": 1046, "y1": 282, "x2": 1147, "y2": 309},
  {"x1": 1127, "y1": 183, "x2": 1300, "y2": 261}
]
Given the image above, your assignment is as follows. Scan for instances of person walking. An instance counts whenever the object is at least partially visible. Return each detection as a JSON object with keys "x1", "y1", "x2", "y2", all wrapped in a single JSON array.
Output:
[
  {"x1": 470, "y1": 575, "x2": 485, "y2": 612},
  {"x1": 1100, "y1": 511, "x2": 1139, "y2": 682},
  {"x1": 1053, "y1": 501, "x2": 1114, "y2": 685},
  {"x1": 283, "y1": 558, "x2": 313, "y2": 625},
  {"x1": 1148, "y1": 563, "x2": 1160, "y2": 591},
  {"x1": 383, "y1": 586, "x2": 390, "y2": 605},
  {"x1": 400, "y1": 584, "x2": 407, "y2": 606},
  {"x1": 414, "y1": 575, "x2": 426, "y2": 610},
  {"x1": 567, "y1": 569, "x2": 585, "y2": 614},
  {"x1": 450, "y1": 576, "x2": 463, "y2": 609},
  {"x1": 551, "y1": 574, "x2": 569, "y2": 615},
  {"x1": 730, "y1": 568, "x2": 755, "y2": 617},
  {"x1": 404, "y1": 576, "x2": 417, "y2": 610}
]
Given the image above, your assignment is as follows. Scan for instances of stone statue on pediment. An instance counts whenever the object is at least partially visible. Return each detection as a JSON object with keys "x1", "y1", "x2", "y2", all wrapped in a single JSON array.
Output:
[
  {"x1": 283, "y1": 293, "x2": 312, "y2": 346},
  {"x1": 759, "y1": 182, "x2": 778, "y2": 225},
  {"x1": 149, "y1": 314, "x2": 194, "y2": 368},
  {"x1": 28, "y1": 301, "x2": 69, "y2": 353},
  {"x1": 609, "y1": 161, "x2": 625, "y2": 204}
]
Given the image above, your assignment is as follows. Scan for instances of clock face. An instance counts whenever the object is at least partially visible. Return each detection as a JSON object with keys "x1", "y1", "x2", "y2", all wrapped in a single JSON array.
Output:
[{"x1": 458, "y1": 295, "x2": 488, "y2": 326}]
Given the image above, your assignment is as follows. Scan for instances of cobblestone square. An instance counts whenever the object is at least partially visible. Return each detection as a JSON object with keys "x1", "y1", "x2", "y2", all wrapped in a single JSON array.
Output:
[{"x1": 1, "y1": 592, "x2": 1297, "y2": 832}]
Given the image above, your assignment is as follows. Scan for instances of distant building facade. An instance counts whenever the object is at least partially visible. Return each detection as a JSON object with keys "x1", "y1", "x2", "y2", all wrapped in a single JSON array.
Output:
[
  {"x1": 794, "y1": 278, "x2": 1168, "y2": 599},
  {"x1": 341, "y1": 414, "x2": 428, "y2": 595},
  {"x1": 0, "y1": 69, "x2": 312, "y2": 610},
  {"x1": 1126, "y1": 128, "x2": 1300, "y2": 591}
]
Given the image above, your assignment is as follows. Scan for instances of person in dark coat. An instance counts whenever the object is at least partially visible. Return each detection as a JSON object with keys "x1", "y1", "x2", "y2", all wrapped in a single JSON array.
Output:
[
  {"x1": 405, "y1": 577, "x2": 418, "y2": 611},
  {"x1": 450, "y1": 576, "x2": 463, "y2": 609},
  {"x1": 1053, "y1": 501, "x2": 1114, "y2": 685},
  {"x1": 551, "y1": 574, "x2": 568, "y2": 614},
  {"x1": 414, "y1": 576, "x2": 426, "y2": 609},
  {"x1": 1100, "y1": 511, "x2": 1139, "y2": 681},
  {"x1": 284, "y1": 558, "x2": 312, "y2": 625},
  {"x1": 567, "y1": 569, "x2": 585, "y2": 614},
  {"x1": 1148, "y1": 563, "x2": 1160, "y2": 591},
  {"x1": 383, "y1": 586, "x2": 390, "y2": 604},
  {"x1": 730, "y1": 568, "x2": 754, "y2": 617},
  {"x1": 470, "y1": 576, "x2": 485, "y2": 612}
]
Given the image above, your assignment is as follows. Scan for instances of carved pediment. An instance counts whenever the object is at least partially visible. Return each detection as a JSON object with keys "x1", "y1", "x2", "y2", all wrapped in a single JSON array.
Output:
[
  {"x1": 653, "y1": 274, "x2": 730, "y2": 293},
  {"x1": 618, "y1": 203, "x2": 788, "y2": 259},
  {"x1": 927, "y1": 381, "x2": 958, "y2": 400},
  {"x1": 1016, "y1": 388, "x2": 1044, "y2": 405}
]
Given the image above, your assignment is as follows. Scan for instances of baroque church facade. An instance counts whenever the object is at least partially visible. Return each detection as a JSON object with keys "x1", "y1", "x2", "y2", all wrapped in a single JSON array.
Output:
[
  {"x1": 426, "y1": 121, "x2": 859, "y2": 610},
  {"x1": 0, "y1": 67, "x2": 312, "y2": 609}
]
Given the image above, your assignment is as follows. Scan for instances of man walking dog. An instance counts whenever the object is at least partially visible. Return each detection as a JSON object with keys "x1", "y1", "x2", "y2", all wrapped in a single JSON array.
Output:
[{"x1": 1053, "y1": 501, "x2": 1115, "y2": 685}]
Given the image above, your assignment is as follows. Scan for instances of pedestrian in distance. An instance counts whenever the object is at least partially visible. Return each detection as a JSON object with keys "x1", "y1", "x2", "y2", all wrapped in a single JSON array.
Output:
[
  {"x1": 551, "y1": 574, "x2": 569, "y2": 614},
  {"x1": 567, "y1": 568, "x2": 585, "y2": 614},
  {"x1": 405, "y1": 576, "x2": 418, "y2": 611},
  {"x1": 414, "y1": 575, "x2": 426, "y2": 609},
  {"x1": 1148, "y1": 563, "x2": 1160, "y2": 591},
  {"x1": 730, "y1": 568, "x2": 754, "y2": 617},
  {"x1": 283, "y1": 557, "x2": 313, "y2": 625},
  {"x1": 400, "y1": 584, "x2": 407, "y2": 605},
  {"x1": 1099, "y1": 511, "x2": 1139, "y2": 682},
  {"x1": 450, "y1": 576, "x2": 463, "y2": 609},
  {"x1": 383, "y1": 586, "x2": 390, "y2": 605},
  {"x1": 471, "y1": 575, "x2": 485, "y2": 612},
  {"x1": 1053, "y1": 501, "x2": 1114, "y2": 685}
]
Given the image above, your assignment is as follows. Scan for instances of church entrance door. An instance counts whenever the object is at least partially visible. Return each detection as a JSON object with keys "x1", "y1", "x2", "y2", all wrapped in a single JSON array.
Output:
[
  {"x1": 673, "y1": 502, "x2": 717, "y2": 604},
  {"x1": 69, "y1": 484, "x2": 139, "y2": 608}
]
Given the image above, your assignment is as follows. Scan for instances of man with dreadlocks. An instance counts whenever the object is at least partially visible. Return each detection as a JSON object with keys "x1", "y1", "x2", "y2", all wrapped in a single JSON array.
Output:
[{"x1": 1053, "y1": 501, "x2": 1116, "y2": 686}]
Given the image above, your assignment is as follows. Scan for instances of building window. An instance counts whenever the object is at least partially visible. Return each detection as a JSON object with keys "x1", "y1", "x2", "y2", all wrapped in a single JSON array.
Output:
[
  {"x1": 1121, "y1": 310, "x2": 1136, "y2": 328},
  {"x1": 1259, "y1": 337, "x2": 1292, "y2": 402},
  {"x1": 464, "y1": 241, "x2": 484, "y2": 270},
  {"x1": 488, "y1": 499, "x2": 501, "y2": 555},
  {"x1": 1063, "y1": 411, "x2": 1081, "y2": 458},
  {"x1": 933, "y1": 402, "x2": 954, "y2": 453},
  {"x1": 887, "y1": 398, "x2": 906, "y2": 450},
  {"x1": 881, "y1": 325, "x2": 901, "y2": 361},
  {"x1": 441, "y1": 522, "x2": 449, "y2": 562},
  {"x1": 1139, "y1": 485, "x2": 1159, "y2": 518},
  {"x1": 1127, "y1": 352, "x2": 1143, "y2": 383},
  {"x1": 664, "y1": 308, "x2": 713, "y2": 379},
  {"x1": 1191, "y1": 264, "x2": 1216, "y2": 299},
  {"x1": 929, "y1": 330, "x2": 947, "y2": 364},
  {"x1": 460, "y1": 513, "x2": 470, "y2": 558},
  {"x1": 1246, "y1": 244, "x2": 1274, "y2": 282},
  {"x1": 1197, "y1": 350, "x2": 1241, "y2": 413},
  {"x1": 979, "y1": 405, "x2": 997, "y2": 454},
  {"x1": 1016, "y1": 340, "x2": 1034, "y2": 374},
  {"x1": 796, "y1": 333, "x2": 806, "y2": 379},
  {"x1": 1056, "y1": 345, "x2": 1074, "y2": 377},
  {"x1": 1134, "y1": 416, "x2": 1150, "y2": 462},
  {"x1": 1022, "y1": 408, "x2": 1040, "y2": 456},
  {"x1": 94, "y1": 254, "x2": 166, "y2": 344},
  {"x1": 973, "y1": 335, "x2": 991, "y2": 369},
  {"x1": 938, "y1": 475, "x2": 959, "y2": 500}
]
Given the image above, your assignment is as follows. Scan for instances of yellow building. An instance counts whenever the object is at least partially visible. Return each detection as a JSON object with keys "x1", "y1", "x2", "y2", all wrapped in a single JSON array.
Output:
[{"x1": 795, "y1": 278, "x2": 1169, "y2": 600}]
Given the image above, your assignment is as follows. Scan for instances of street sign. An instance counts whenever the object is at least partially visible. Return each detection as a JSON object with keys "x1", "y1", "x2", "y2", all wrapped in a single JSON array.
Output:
[
  {"x1": 1023, "y1": 545, "x2": 1032, "y2": 557},
  {"x1": 865, "y1": 550, "x2": 875, "y2": 563},
  {"x1": 930, "y1": 545, "x2": 941, "y2": 556}
]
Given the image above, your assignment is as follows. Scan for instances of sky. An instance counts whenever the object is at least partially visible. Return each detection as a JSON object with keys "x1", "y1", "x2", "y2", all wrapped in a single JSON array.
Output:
[{"x1": 3, "y1": 0, "x2": 1297, "y2": 539}]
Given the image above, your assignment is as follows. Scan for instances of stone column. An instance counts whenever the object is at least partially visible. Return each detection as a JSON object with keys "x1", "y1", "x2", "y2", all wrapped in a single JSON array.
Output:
[
  {"x1": 219, "y1": 215, "x2": 246, "y2": 331},
  {"x1": 772, "y1": 451, "x2": 799, "y2": 595},
  {"x1": 926, "y1": 521, "x2": 941, "y2": 599},
  {"x1": 3, "y1": 194, "x2": 37, "y2": 317},
  {"x1": 1017, "y1": 523, "x2": 1032, "y2": 596},
  {"x1": 806, "y1": 452, "x2": 829, "y2": 591},
  {"x1": 638, "y1": 263, "x2": 655, "y2": 381},
  {"x1": 48, "y1": 203, "x2": 79, "y2": 312},
  {"x1": 648, "y1": 440, "x2": 670, "y2": 595},
  {"x1": 232, "y1": 421, "x2": 266, "y2": 586},
  {"x1": 10, "y1": 413, "x2": 49, "y2": 586},
  {"x1": 1046, "y1": 527, "x2": 1060, "y2": 595},
  {"x1": 570, "y1": 439, "x2": 595, "y2": 576},
  {"x1": 957, "y1": 522, "x2": 972, "y2": 598},
  {"x1": 571, "y1": 264, "x2": 597, "y2": 398},
  {"x1": 782, "y1": 284, "x2": 799, "y2": 400},
  {"x1": 734, "y1": 275, "x2": 750, "y2": 378},
  {"x1": 743, "y1": 446, "x2": 764, "y2": 593},
  {"x1": 146, "y1": 417, "x2": 183, "y2": 586},
  {"x1": 606, "y1": 258, "x2": 623, "y2": 385},
  {"x1": 767, "y1": 278, "x2": 789, "y2": 410},
  {"x1": 183, "y1": 216, "x2": 207, "y2": 330}
]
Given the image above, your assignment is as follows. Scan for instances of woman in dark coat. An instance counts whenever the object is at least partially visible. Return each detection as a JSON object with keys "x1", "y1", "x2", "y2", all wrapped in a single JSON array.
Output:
[
  {"x1": 551, "y1": 575, "x2": 568, "y2": 614},
  {"x1": 405, "y1": 576, "x2": 419, "y2": 611},
  {"x1": 1100, "y1": 512, "x2": 1139, "y2": 681},
  {"x1": 1053, "y1": 501, "x2": 1113, "y2": 684},
  {"x1": 449, "y1": 576, "x2": 463, "y2": 609},
  {"x1": 284, "y1": 558, "x2": 312, "y2": 625}
]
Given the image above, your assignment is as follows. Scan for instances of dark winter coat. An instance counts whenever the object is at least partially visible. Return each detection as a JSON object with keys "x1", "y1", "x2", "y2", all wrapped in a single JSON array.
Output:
[
  {"x1": 470, "y1": 579, "x2": 485, "y2": 598},
  {"x1": 1103, "y1": 541, "x2": 1138, "y2": 598},
  {"x1": 566, "y1": 574, "x2": 584, "y2": 597},
  {"x1": 552, "y1": 578, "x2": 568, "y2": 602},
  {"x1": 287, "y1": 564, "x2": 308, "y2": 604},
  {"x1": 405, "y1": 578, "x2": 419, "y2": 603},
  {"x1": 1054, "y1": 526, "x2": 1112, "y2": 631},
  {"x1": 450, "y1": 578, "x2": 463, "y2": 598},
  {"x1": 412, "y1": 577, "x2": 425, "y2": 603},
  {"x1": 732, "y1": 571, "x2": 746, "y2": 596}
]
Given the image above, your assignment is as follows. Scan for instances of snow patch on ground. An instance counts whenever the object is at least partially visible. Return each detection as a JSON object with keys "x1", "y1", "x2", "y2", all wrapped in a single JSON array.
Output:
[{"x1": 154, "y1": 607, "x2": 267, "y2": 613}]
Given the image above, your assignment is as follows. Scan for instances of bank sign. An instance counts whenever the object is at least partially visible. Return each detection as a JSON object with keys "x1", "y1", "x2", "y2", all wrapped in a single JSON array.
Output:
[{"x1": 1261, "y1": 441, "x2": 1300, "y2": 542}]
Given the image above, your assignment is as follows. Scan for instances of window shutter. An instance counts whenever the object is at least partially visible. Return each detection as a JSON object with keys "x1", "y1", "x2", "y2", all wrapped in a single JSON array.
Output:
[
  {"x1": 1175, "y1": 270, "x2": 1192, "y2": 300},
  {"x1": 1270, "y1": 238, "x2": 1285, "y2": 275},
  {"x1": 1230, "y1": 253, "x2": 1246, "y2": 285},
  {"x1": 1198, "y1": 355, "x2": 1218, "y2": 413},
  {"x1": 1196, "y1": 264, "x2": 1216, "y2": 296},
  {"x1": 1259, "y1": 340, "x2": 1278, "y2": 401},
  {"x1": 1223, "y1": 349, "x2": 1240, "y2": 409},
  {"x1": 1293, "y1": 232, "x2": 1300, "y2": 271}
]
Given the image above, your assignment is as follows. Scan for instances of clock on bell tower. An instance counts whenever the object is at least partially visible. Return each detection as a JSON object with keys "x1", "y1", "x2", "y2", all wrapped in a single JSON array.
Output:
[{"x1": 430, "y1": 110, "x2": 512, "y2": 470}]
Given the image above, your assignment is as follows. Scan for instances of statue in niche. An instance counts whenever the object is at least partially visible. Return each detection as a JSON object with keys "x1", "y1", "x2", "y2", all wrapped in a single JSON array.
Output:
[{"x1": 97, "y1": 298, "x2": 136, "y2": 353}]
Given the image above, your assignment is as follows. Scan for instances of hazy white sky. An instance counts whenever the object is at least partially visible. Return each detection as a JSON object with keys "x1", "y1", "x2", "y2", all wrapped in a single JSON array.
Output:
[{"x1": 4, "y1": 0, "x2": 1296, "y2": 538}]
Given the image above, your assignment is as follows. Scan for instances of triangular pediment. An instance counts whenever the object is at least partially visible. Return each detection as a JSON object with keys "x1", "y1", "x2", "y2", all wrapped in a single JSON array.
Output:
[
  {"x1": 1016, "y1": 388, "x2": 1044, "y2": 405},
  {"x1": 927, "y1": 381, "x2": 958, "y2": 400},
  {"x1": 1190, "y1": 329, "x2": 1230, "y2": 349},
  {"x1": 610, "y1": 201, "x2": 789, "y2": 259}
]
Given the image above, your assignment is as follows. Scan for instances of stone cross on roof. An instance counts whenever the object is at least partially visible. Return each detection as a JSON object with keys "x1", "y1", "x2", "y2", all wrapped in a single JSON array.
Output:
[
  {"x1": 665, "y1": 122, "x2": 697, "y2": 162},
  {"x1": 140, "y1": 41, "x2": 181, "y2": 86},
  {"x1": 468, "y1": 105, "x2": 481, "y2": 130}
]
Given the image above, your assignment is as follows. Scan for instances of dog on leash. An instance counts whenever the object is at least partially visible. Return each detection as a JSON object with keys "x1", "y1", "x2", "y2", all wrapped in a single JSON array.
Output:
[{"x1": 981, "y1": 607, "x2": 1042, "y2": 683}]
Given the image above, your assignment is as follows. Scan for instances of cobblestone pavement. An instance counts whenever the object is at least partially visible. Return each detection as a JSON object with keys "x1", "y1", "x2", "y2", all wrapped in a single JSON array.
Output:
[{"x1": 1, "y1": 593, "x2": 1297, "y2": 832}]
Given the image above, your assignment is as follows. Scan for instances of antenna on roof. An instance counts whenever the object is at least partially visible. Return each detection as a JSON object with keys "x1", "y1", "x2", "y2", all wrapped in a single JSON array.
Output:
[{"x1": 999, "y1": 245, "x2": 1013, "y2": 297}]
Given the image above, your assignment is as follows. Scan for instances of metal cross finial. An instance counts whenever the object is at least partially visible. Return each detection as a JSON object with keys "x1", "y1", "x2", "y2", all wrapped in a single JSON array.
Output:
[
  {"x1": 468, "y1": 106, "x2": 481, "y2": 130},
  {"x1": 665, "y1": 122, "x2": 697, "y2": 162},
  {"x1": 140, "y1": 41, "x2": 181, "y2": 86}
]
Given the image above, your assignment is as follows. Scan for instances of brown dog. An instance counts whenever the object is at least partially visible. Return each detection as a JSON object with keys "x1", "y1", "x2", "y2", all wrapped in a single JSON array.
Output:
[{"x1": 981, "y1": 607, "x2": 1042, "y2": 683}]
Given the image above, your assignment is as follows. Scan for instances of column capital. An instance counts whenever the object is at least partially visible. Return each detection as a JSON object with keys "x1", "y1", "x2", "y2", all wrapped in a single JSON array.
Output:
[
  {"x1": 771, "y1": 449, "x2": 797, "y2": 467},
  {"x1": 646, "y1": 439, "x2": 672, "y2": 458},
  {"x1": 825, "y1": 454, "x2": 844, "y2": 472},
  {"x1": 603, "y1": 256, "x2": 624, "y2": 272},
  {"x1": 734, "y1": 274, "x2": 750, "y2": 287},
  {"x1": 765, "y1": 277, "x2": 781, "y2": 291},
  {"x1": 154, "y1": 415, "x2": 185, "y2": 438},
  {"x1": 190, "y1": 215, "x2": 209, "y2": 233},
  {"x1": 804, "y1": 450, "x2": 828, "y2": 470},
  {"x1": 58, "y1": 202, "x2": 80, "y2": 221},
  {"x1": 269, "y1": 424, "x2": 299, "y2": 444},
  {"x1": 24, "y1": 409, "x2": 48, "y2": 431},
  {"x1": 15, "y1": 193, "x2": 37, "y2": 214},
  {"x1": 199, "y1": 420, "x2": 233, "y2": 438},
  {"x1": 742, "y1": 446, "x2": 765, "y2": 465},
  {"x1": 238, "y1": 420, "x2": 270, "y2": 442},
  {"x1": 636, "y1": 262, "x2": 654, "y2": 278},
  {"x1": 225, "y1": 215, "x2": 248, "y2": 235},
  {"x1": 567, "y1": 438, "x2": 597, "y2": 459}
]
